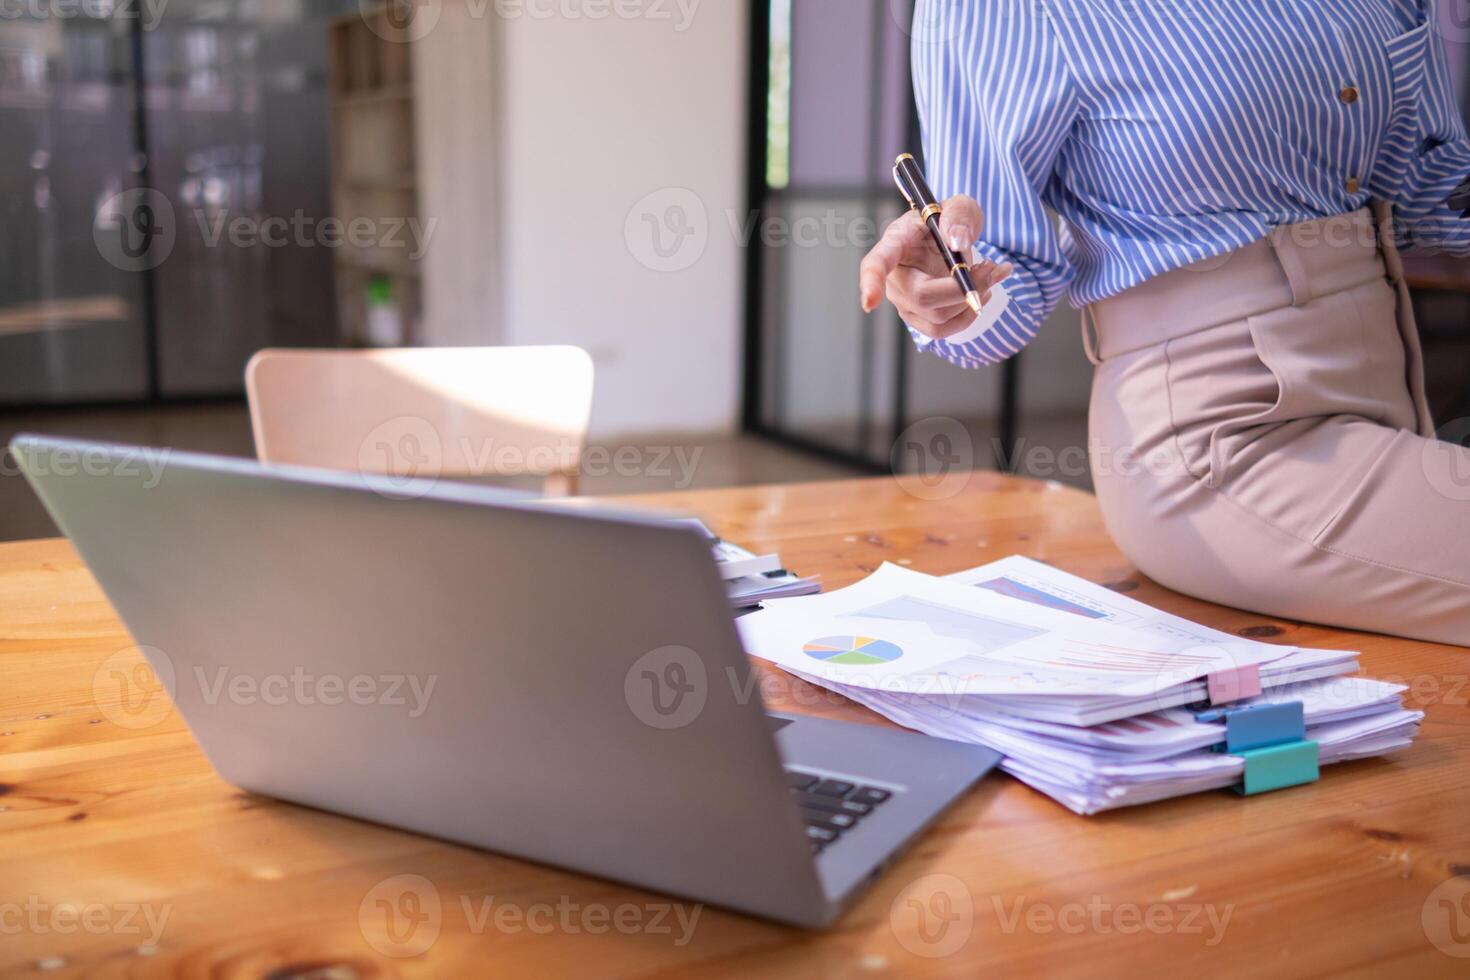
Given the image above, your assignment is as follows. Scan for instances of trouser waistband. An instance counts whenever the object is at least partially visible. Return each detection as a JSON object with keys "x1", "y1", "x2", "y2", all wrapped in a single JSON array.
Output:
[{"x1": 1083, "y1": 205, "x2": 1403, "y2": 364}]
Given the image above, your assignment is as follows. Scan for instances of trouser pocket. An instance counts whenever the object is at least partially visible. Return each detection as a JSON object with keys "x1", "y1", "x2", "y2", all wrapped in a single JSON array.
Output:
[
  {"x1": 1161, "y1": 320, "x2": 1280, "y2": 487},
  {"x1": 1246, "y1": 281, "x2": 1417, "y2": 429},
  {"x1": 1163, "y1": 281, "x2": 1419, "y2": 490}
]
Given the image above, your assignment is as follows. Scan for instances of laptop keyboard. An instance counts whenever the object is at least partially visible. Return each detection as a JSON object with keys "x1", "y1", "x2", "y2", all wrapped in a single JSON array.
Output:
[{"x1": 785, "y1": 768, "x2": 893, "y2": 854}]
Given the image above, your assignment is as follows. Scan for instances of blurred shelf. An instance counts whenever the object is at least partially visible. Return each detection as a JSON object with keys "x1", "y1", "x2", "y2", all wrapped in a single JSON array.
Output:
[
  {"x1": 0, "y1": 296, "x2": 132, "y2": 337},
  {"x1": 328, "y1": 11, "x2": 421, "y2": 347},
  {"x1": 326, "y1": 6, "x2": 498, "y2": 349},
  {"x1": 333, "y1": 85, "x2": 414, "y2": 108},
  {"x1": 340, "y1": 176, "x2": 418, "y2": 191}
]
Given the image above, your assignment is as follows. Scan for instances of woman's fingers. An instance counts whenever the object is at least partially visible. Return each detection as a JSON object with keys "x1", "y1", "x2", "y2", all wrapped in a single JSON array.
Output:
[
  {"x1": 894, "y1": 302, "x2": 986, "y2": 341},
  {"x1": 937, "y1": 194, "x2": 984, "y2": 253},
  {"x1": 859, "y1": 210, "x2": 928, "y2": 312},
  {"x1": 860, "y1": 196, "x2": 1014, "y2": 327},
  {"x1": 931, "y1": 308, "x2": 984, "y2": 338},
  {"x1": 891, "y1": 257, "x2": 1013, "y2": 312},
  {"x1": 888, "y1": 284, "x2": 971, "y2": 330},
  {"x1": 983, "y1": 261, "x2": 1015, "y2": 289},
  {"x1": 891, "y1": 265, "x2": 973, "y2": 316},
  {"x1": 890, "y1": 264, "x2": 977, "y2": 338}
]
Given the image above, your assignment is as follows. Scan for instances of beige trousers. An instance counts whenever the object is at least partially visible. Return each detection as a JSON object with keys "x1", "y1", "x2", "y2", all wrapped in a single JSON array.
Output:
[{"x1": 1085, "y1": 204, "x2": 1470, "y2": 647}]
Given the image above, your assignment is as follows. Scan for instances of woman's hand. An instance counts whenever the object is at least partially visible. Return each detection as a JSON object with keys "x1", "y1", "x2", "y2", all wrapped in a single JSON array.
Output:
[{"x1": 858, "y1": 194, "x2": 1013, "y2": 340}]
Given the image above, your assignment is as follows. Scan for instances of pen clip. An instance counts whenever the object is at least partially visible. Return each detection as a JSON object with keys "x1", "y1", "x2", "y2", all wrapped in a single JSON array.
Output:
[{"x1": 892, "y1": 165, "x2": 918, "y2": 211}]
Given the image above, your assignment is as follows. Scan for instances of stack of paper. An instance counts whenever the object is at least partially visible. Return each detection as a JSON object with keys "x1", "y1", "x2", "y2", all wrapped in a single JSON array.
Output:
[
  {"x1": 737, "y1": 557, "x2": 1420, "y2": 814},
  {"x1": 677, "y1": 519, "x2": 821, "y2": 610}
]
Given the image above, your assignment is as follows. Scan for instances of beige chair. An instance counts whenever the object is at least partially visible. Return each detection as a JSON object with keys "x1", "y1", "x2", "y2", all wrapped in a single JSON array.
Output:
[{"x1": 245, "y1": 346, "x2": 595, "y2": 496}]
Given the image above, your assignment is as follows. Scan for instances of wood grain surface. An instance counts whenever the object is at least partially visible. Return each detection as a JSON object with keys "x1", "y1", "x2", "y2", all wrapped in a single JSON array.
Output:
[{"x1": 2, "y1": 473, "x2": 1467, "y2": 978}]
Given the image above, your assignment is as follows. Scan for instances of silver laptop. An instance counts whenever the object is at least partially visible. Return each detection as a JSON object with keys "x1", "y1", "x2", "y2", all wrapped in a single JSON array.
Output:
[{"x1": 12, "y1": 434, "x2": 997, "y2": 928}]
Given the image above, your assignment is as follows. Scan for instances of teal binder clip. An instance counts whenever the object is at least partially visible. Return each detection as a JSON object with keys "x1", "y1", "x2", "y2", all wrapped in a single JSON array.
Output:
[
  {"x1": 1235, "y1": 739, "x2": 1320, "y2": 795},
  {"x1": 1195, "y1": 701, "x2": 1306, "y2": 753},
  {"x1": 1196, "y1": 701, "x2": 1320, "y2": 796}
]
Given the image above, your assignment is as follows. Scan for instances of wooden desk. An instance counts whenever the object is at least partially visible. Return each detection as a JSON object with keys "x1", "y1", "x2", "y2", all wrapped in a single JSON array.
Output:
[
  {"x1": 2, "y1": 475, "x2": 1467, "y2": 978},
  {"x1": 1404, "y1": 254, "x2": 1470, "y2": 295}
]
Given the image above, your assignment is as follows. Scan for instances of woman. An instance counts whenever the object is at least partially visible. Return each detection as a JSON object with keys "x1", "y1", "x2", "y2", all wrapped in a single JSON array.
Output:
[{"x1": 859, "y1": 0, "x2": 1470, "y2": 646}]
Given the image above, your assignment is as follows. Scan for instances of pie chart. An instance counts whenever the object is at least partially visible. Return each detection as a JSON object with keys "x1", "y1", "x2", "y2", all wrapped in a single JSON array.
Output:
[{"x1": 803, "y1": 635, "x2": 904, "y2": 666}]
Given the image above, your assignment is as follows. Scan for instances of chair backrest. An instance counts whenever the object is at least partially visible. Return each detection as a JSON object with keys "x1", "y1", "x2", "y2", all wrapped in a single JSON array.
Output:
[{"x1": 245, "y1": 347, "x2": 595, "y2": 495}]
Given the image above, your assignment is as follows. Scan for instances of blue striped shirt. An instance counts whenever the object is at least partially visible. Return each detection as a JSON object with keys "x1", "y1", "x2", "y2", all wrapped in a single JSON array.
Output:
[{"x1": 910, "y1": 0, "x2": 1470, "y2": 367}]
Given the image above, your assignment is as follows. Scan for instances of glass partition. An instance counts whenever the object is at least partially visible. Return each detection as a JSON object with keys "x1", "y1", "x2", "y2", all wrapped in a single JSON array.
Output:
[
  {"x1": 748, "y1": 0, "x2": 920, "y2": 465},
  {"x1": 0, "y1": 12, "x2": 151, "y2": 404},
  {"x1": 0, "y1": 0, "x2": 352, "y2": 407},
  {"x1": 747, "y1": 0, "x2": 1080, "y2": 480}
]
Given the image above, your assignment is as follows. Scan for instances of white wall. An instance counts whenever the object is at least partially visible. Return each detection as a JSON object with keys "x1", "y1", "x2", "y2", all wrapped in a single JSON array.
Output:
[
  {"x1": 415, "y1": 3, "x2": 502, "y2": 348},
  {"x1": 419, "y1": 2, "x2": 1087, "y2": 442},
  {"x1": 495, "y1": 2, "x2": 748, "y2": 438}
]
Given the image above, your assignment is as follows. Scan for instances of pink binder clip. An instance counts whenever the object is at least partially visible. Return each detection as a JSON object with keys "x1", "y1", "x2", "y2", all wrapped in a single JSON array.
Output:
[{"x1": 1207, "y1": 663, "x2": 1262, "y2": 705}]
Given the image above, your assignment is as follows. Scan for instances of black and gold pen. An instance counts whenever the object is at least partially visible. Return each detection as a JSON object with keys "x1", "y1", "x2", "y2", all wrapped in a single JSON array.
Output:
[{"x1": 892, "y1": 152, "x2": 985, "y2": 315}]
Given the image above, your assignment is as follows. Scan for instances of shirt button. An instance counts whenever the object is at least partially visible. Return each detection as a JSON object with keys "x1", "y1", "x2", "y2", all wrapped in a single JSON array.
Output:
[
  {"x1": 1339, "y1": 85, "x2": 1359, "y2": 104},
  {"x1": 1346, "y1": 177, "x2": 1361, "y2": 194}
]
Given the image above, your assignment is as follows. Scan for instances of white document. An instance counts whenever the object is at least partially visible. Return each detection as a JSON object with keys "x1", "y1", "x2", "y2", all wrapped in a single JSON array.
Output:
[
  {"x1": 739, "y1": 563, "x2": 1297, "y2": 698},
  {"x1": 945, "y1": 555, "x2": 1223, "y2": 641},
  {"x1": 944, "y1": 555, "x2": 1361, "y2": 681},
  {"x1": 827, "y1": 674, "x2": 1420, "y2": 814},
  {"x1": 735, "y1": 556, "x2": 1415, "y2": 815},
  {"x1": 833, "y1": 675, "x2": 1409, "y2": 766},
  {"x1": 933, "y1": 648, "x2": 1359, "y2": 726}
]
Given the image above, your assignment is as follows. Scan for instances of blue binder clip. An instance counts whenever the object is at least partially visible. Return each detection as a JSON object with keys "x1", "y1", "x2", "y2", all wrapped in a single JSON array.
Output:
[
  {"x1": 1195, "y1": 700, "x2": 1305, "y2": 753},
  {"x1": 1195, "y1": 701, "x2": 1319, "y2": 795}
]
